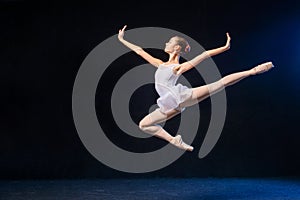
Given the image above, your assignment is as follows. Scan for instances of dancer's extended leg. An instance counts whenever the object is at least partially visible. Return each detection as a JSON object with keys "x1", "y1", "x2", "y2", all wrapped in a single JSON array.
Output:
[{"x1": 179, "y1": 61, "x2": 274, "y2": 108}]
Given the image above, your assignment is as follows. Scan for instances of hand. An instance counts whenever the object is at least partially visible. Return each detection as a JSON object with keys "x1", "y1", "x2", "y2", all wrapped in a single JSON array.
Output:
[
  {"x1": 118, "y1": 25, "x2": 127, "y2": 41},
  {"x1": 225, "y1": 32, "x2": 231, "y2": 50}
]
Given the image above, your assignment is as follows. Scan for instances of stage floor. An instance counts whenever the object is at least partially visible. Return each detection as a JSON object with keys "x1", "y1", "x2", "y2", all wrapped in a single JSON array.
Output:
[{"x1": 1, "y1": 178, "x2": 300, "y2": 200}]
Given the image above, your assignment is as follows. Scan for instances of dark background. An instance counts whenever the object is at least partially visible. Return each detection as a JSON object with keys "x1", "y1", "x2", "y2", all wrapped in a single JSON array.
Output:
[{"x1": 1, "y1": 0, "x2": 300, "y2": 179}]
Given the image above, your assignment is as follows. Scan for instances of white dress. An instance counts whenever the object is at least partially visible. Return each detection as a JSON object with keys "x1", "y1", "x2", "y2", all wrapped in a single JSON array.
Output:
[{"x1": 154, "y1": 63, "x2": 193, "y2": 113}]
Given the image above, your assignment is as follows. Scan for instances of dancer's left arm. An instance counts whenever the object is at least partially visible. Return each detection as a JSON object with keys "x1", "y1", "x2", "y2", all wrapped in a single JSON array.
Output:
[{"x1": 173, "y1": 33, "x2": 231, "y2": 75}]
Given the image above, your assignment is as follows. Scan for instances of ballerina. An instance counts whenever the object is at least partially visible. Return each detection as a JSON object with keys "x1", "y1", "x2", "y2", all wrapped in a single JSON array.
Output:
[{"x1": 118, "y1": 25, "x2": 273, "y2": 151}]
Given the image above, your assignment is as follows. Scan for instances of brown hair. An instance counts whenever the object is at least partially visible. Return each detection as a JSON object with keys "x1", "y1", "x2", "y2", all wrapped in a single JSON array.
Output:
[{"x1": 174, "y1": 36, "x2": 191, "y2": 54}]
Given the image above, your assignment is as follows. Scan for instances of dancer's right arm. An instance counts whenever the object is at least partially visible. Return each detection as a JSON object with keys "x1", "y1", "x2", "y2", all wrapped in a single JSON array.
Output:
[{"x1": 118, "y1": 25, "x2": 163, "y2": 67}]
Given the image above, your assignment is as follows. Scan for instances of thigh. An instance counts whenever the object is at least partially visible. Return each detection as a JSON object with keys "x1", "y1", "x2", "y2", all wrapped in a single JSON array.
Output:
[
  {"x1": 140, "y1": 108, "x2": 181, "y2": 126},
  {"x1": 179, "y1": 86, "x2": 209, "y2": 108},
  {"x1": 179, "y1": 80, "x2": 225, "y2": 108},
  {"x1": 193, "y1": 80, "x2": 225, "y2": 100}
]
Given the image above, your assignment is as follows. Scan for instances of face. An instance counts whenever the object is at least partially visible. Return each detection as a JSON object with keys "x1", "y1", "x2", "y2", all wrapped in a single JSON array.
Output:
[{"x1": 164, "y1": 37, "x2": 179, "y2": 53}]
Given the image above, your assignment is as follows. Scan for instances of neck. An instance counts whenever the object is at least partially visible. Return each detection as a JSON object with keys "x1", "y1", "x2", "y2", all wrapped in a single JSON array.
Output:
[{"x1": 167, "y1": 52, "x2": 180, "y2": 64}]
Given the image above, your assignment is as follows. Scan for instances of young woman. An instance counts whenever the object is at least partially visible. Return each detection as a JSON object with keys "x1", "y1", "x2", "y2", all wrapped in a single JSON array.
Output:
[{"x1": 118, "y1": 25, "x2": 274, "y2": 152}]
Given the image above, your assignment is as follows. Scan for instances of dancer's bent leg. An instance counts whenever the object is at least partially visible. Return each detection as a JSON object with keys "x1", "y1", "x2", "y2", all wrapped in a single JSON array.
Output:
[
  {"x1": 139, "y1": 109, "x2": 180, "y2": 142},
  {"x1": 139, "y1": 108, "x2": 193, "y2": 151}
]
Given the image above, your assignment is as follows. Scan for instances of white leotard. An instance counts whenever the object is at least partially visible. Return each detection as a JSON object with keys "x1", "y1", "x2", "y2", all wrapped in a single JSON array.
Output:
[{"x1": 154, "y1": 63, "x2": 192, "y2": 113}]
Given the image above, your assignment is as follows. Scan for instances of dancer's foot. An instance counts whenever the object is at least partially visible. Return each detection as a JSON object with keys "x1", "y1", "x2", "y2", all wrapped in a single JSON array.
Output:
[
  {"x1": 170, "y1": 135, "x2": 194, "y2": 151},
  {"x1": 250, "y1": 61, "x2": 274, "y2": 75}
]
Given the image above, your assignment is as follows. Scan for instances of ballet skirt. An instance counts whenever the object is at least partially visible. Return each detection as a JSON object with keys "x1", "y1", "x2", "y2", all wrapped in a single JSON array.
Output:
[{"x1": 154, "y1": 63, "x2": 193, "y2": 113}]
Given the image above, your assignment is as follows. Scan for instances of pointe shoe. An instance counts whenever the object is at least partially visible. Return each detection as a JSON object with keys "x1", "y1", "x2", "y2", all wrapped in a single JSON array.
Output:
[
  {"x1": 170, "y1": 135, "x2": 194, "y2": 152},
  {"x1": 252, "y1": 61, "x2": 274, "y2": 75}
]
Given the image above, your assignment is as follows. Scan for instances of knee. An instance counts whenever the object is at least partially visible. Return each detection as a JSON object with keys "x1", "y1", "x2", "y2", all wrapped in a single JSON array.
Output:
[
  {"x1": 215, "y1": 78, "x2": 224, "y2": 86},
  {"x1": 220, "y1": 77, "x2": 232, "y2": 87},
  {"x1": 138, "y1": 120, "x2": 146, "y2": 131},
  {"x1": 139, "y1": 115, "x2": 153, "y2": 131},
  {"x1": 138, "y1": 121, "x2": 143, "y2": 130},
  {"x1": 138, "y1": 120, "x2": 153, "y2": 134}
]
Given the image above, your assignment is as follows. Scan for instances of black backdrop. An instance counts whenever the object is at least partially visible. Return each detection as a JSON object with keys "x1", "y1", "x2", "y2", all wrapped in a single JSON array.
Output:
[{"x1": 1, "y1": 0, "x2": 300, "y2": 179}]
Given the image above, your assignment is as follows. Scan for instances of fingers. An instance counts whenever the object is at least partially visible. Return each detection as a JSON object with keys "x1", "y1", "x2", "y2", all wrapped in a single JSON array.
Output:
[
  {"x1": 118, "y1": 25, "x2": 127, "y2": 34},
  {"x1": 224, "y1": 32, "x2": 231, "y2": 49},
  {"x1": 226, "y1": 32, "x2": 230, "y2": 39}
]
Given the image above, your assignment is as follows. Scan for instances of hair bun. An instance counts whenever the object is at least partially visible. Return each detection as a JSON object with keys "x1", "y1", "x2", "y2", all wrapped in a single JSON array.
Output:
[{"x1": 185, "y1": 44, "x2": 191, "y2": 53}]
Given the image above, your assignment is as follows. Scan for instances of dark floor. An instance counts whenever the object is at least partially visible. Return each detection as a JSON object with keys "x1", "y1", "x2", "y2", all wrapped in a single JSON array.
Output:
[{"x1": 1, "y1": 178, "x2": 300, "y2": 200}]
